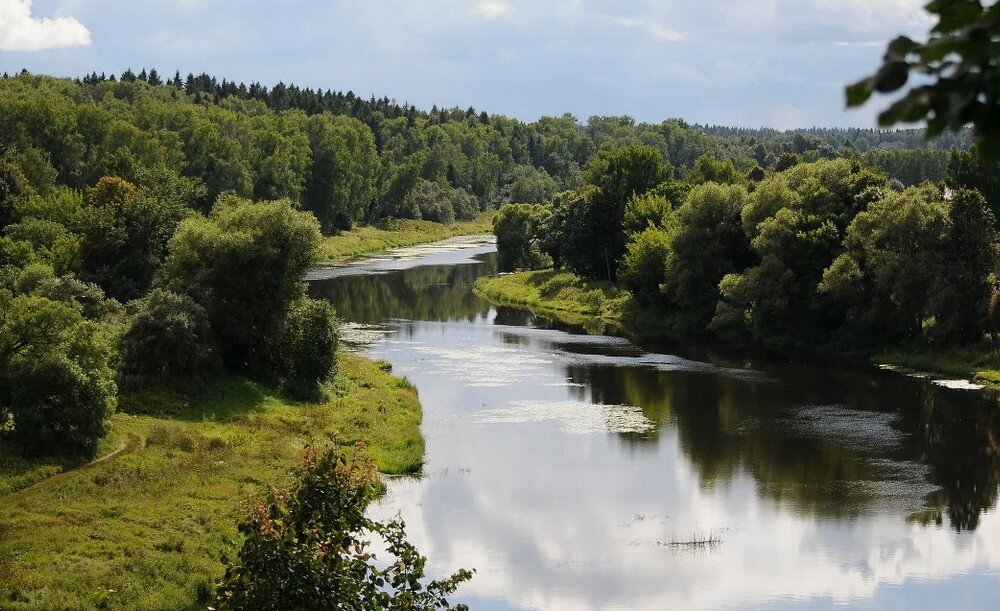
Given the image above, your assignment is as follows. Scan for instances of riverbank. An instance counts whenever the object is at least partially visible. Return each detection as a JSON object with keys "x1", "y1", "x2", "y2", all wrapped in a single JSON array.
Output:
[
  {"x1": 475, "y1": 269, "x2": 1000, "y2": 385},
  {"x1": 318, "y1": 215, "x2": 494, "y2": 264},
  {"x1": 474, "y1": 269, "x2": 630, "y2": 327},
  {"x1": 0, "y1": 354, "x2": 424, "y2": 610},
  {"x1": 874, "y1": 349, "x2": 1000, "y2": 385}
]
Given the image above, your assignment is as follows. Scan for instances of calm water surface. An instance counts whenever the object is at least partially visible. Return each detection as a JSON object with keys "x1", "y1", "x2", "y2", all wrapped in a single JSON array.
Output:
[{"x1": 310, "y1": 239, "x2": 1000, "y2": 610}]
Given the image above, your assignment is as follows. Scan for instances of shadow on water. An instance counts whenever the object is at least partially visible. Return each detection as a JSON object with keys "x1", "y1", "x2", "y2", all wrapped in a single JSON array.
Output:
[{"x1": 310, "y1": 250, "x2": 1000, "y2": 531}]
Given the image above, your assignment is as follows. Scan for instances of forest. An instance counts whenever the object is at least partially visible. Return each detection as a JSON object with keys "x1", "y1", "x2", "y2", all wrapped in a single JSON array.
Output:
[
  {"x1": 492, "y1": 143, "x2": 1000, "y2": 356},
  {"x1": 0, "y1": 67, "x2": 989, "y2": 460},
  {"x1": 0, "y1": 64, "x2": 994, "y2": 608}
]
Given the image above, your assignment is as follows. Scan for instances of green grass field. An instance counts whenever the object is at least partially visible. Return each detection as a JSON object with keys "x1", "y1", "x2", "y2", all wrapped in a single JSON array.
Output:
[
  {"x1": 0, "y1": 354, "x2": 424, "y2": 610},
  {"x1": 318, "y1": 216, "x2": 493, "y2": 264}
]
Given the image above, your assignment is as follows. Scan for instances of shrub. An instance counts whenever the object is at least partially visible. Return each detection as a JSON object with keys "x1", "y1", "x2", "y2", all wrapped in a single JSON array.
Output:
[
  {"x1": 159, "y1": 196, "x2": 321, "y2": 373},
  {"x1": 493, "y1": 202, "x2": 552, "y2": 272},
  {"x1": 217, "y1": 444, "x2": 472, "y2": 610},
  {"x1": 119, "y1": 289, "x2": 221, "y2": 388},
  {"x1": 402, "y1": 179, "x2": 454, "y2": 224},
  {"x1": 620, "y1": 227, "x2": 672, "y2": 306},
  {"x1": 273, "y1": 298, "x2": 339, "y2": 401},
  {"x1": 622, "y1": 192, "x2": 672, "y2": 236},
  {"x1": 9, "y1": 354, "x2": 116, "y2": 458}
]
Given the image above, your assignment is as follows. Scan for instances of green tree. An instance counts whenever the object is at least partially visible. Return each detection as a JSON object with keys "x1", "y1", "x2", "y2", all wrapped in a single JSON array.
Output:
[
  {"x1": 714, "y1": 159, "x2": 888, "y2": 342},
  {"x1": 0, "y1": 292, "x2": 116, "y2": 457},
  {"x1": 549, "y1": 146, "x2": 670, "y2": 280},
  {"x1": 493, "y1": 203, "x2": 552, "y2": 272},
  {"x1": 403, "y1": 180, "x2": 456, "y2": 224},
  {"x1": 688, "y1": 154, "x2": 742, "y2": 186},
  {"x1": 0, "y1": 155, "x2": 35, "y2": 229},
  {"x1": 947, "y1": 145, "x2": 1000, "y2": 218},
  {"x1": 622, "y1": 192, "x2": 672, "y2": 236},
  {"x1": 79, "y1": 176, "x2": 192, "y2": 301},
  {"x1": 273, "y1": 298, "x2": 339, "y2": 401},
  {"x1": 218, "y1": 445, "x2": 473, "y2": 611},
  {"x1": 304, "y1": 114, "x2": 378, "y2": 232},
  {"x1": 9, "y1": 354, "x2": 116, "y2": 458},
  {"x1": 159, "y1": 197, "x2": 321, "y2": 373},
  {"x1": 620, "y1": 227, "x2": 672, "y2": 306},
  {"x1": 819, "y1": 184, "x2": 957, "y2": 344},
  {"x1": 119, "y1": 289, "x2": 221, "y2": 388},
  {"x1": 663, "y1": 183, "x2": 752, "y2": 330},
  {"x1": 497, "y1": 165, "x2": 558, "y2": 205},
  {"x1": 945, "y1": 188, "x2": 1000, "y2": 342}
]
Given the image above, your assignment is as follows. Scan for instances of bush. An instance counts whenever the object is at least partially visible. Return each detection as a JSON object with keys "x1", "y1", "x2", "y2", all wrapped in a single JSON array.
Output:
[
  {"x1": 493, "y1": 203, "x2": 552, "y2": 272},
  {"x1": 274, "y1": 298, "x2": 339, "y2": 401},
  {"x1": 404, "y1": 179, "x2": 455, "y2": 224},
  {"x1": 449, "y1": 187, "x2": 480, "y2": 220},
  {"x1": 80, "y1": 176, "x2": 192, "y2": 301},
  {"x1": 9, "y1": 354, "x2": 116, "y2": 458},
  {"x1": 620, "y1": 227, "x2": 672, "y2": 306},
  {"x1": 218, "y1": 444, "x2": 472, "y2": 610},
  {"x1": 622, "y1": 192, "x2": 672, "y2": 236},
  {"x1": 159, "y1": 196, "x2": 321, "y2": 373},
  {"x1": 119, "y1": 289, "x2": 221, "y2": 388},
  {"x1": 0, "y1": 156, "x2": 35, "y2": 229}
]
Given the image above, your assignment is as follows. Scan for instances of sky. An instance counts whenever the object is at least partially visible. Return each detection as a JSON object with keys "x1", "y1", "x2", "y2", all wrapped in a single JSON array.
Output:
[{"x1": 0, "y1": 0, "x2": 934, "y2": 128}]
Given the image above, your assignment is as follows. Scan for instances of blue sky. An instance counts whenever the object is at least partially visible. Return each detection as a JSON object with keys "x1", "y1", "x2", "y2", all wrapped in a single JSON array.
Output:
[{"x1": 0, "y1": 0, "x2": 932, "y2": 128}]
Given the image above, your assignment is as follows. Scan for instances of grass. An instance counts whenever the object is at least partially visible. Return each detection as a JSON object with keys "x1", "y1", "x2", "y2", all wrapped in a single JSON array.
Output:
[
  {"x1": 477, "y1": 269, "x2": 1000, "y2": 385},
  {"x1": 873, "y1": 346, "x2": 1000, "y2": 385},
  {"x1": 474, "y1": 269, "x2": 631, "y2": 323},
  {"x1": 317, "y1": 215, "x2": 493, "y2": 264},
  {"x1": 0, "y1": 353, "x2": 424, "y2": 610},
  {"x1": 660, "y1": 531, "x2": 725, "y2": 549}
]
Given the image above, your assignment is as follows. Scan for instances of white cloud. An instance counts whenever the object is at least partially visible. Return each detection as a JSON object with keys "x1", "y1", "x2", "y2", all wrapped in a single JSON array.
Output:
[
  {"x1": 810, "y1": 0, "x2": 931, "y2": 34},
  {"x1": 474, "y1": 1, "x2": 514, "y2": 20},
  {"x1": 607, "y1": 16, "x2": 684, "y2": 42},
  {"x1": 0, "y1": 0, "x2": 90, "y2": 51}
]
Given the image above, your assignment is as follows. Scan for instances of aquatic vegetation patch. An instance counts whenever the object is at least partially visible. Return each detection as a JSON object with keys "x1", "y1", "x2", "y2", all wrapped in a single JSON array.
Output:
[
  {"x1": 411, "y1": 343, "x2": 554, "y2": 387},
  {"x1": 338, "y1": 321, "x2": 396, "y2": 352},
  {"x1": 475, "y1": 400, "x2": 654, "y2": 434}
]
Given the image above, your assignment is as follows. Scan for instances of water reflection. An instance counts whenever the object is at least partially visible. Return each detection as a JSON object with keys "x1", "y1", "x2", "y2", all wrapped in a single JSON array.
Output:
[{"x1": 310, "y1": 248, "x2": 1000, "y2": 609}]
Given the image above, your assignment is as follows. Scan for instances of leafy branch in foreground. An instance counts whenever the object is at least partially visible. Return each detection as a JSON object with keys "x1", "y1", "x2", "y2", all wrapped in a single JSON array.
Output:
[
  {"x1": 847, "y1": 0, "x2": 1000, "y2": 156},
  {"x1": 217, "y1": 443, "x2": 473, "y2": 610}
]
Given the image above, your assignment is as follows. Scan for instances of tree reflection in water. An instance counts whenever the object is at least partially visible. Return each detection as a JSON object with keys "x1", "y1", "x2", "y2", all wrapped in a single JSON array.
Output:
[{"x1": 311, "y1": 251, "x2": 1000, "y2": 531}]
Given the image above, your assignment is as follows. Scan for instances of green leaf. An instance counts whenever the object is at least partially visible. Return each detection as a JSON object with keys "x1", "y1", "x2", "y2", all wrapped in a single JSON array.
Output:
[
  {"x1": 873, "y1": 61, "x2": 910, "y2": 93},
  {"x1": 845, "y1": 79, "x2": 874, "y2": 107},
  {"x1": 885, "y1": 35, "x2": 918, "y2": 59},
  {"x1": 928, "y1": 0, "x2": 985, "y2": 33}
]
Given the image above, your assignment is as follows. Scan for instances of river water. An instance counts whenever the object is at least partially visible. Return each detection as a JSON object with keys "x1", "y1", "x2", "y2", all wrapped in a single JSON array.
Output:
[{"x1": 309, "y1": 238, "x2": 1000, "y2": 610}]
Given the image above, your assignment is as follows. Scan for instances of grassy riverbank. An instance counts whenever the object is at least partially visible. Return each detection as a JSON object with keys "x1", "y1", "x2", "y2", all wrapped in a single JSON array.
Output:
[
  {"x1": 318, "y1": 215, "x2": 493, "y2": 264},
  {"x1": 476, "y1": 269, "x2": 1000, "y2": 384},
  {"x1": 0, "y1": 354, "x2": 423, "y2": 610},
  {"x1": 474, "y1": 269, "x2": 630, "y2": 324},
  {"x1": 873, "y1": 349, "x2": 1000, "y2": 385}
]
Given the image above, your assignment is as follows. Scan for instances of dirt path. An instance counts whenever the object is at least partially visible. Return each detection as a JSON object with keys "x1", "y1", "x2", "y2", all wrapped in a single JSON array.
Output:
[{"x1": 3, "y1": 432, "x2": 145, "y2": 500}]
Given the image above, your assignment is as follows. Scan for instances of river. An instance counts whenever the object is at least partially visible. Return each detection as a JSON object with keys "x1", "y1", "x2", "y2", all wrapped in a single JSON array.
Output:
[{"x1": 309, "y1": 237, "x2": 1000, "y2": 610}]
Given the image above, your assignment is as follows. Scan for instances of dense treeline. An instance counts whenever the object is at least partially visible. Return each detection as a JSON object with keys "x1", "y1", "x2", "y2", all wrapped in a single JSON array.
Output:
[
  {"x1": 0, "y1": 70, "x2": 969, "y2": 230},
  {"x1": 496, "y1": 143, "x2": 1000, "y2": 352},
  {"x1": 0, "y1": 66, "x2": 983, "y2": 459}
]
